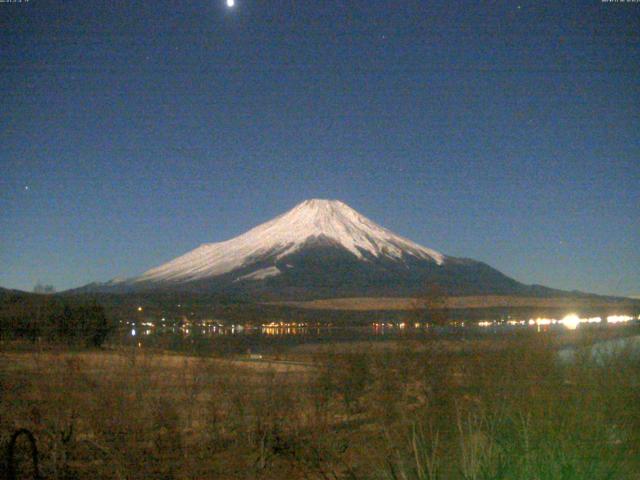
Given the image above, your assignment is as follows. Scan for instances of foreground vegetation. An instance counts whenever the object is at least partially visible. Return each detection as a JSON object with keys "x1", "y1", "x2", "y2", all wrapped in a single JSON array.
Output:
[{"x1": 2, "y1": 327, "x2": 640, "y2": 479}]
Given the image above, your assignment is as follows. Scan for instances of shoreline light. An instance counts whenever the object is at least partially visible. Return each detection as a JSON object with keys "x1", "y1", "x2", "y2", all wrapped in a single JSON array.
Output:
[{"x1": 560, "y1": 314, "x2": 580, "y2": 330}]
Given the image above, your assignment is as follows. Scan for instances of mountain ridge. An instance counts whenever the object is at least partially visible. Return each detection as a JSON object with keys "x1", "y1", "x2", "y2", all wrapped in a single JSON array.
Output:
[{"x1": 73, "y1": 199, "x2": 606, "y2": 301}]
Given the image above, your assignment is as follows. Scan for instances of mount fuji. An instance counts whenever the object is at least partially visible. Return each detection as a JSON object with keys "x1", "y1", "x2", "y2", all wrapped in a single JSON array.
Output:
[{"x1": 82, "y1": 199, "x2": 554, "y2": 300}]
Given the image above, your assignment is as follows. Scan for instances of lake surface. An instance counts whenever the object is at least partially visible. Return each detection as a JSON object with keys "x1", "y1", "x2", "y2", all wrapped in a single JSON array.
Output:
[
  {"x1": 121, "y1": 316, "x2": 640, "y2": 354},
  {"x1": 558, "y1": 334, "x2": 640, "y2": 363}
]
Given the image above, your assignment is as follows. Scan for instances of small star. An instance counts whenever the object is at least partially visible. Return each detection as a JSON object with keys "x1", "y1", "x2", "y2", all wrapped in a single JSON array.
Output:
[
  {"x1": 516, "y1": 5, "x2": 522, "y2": 10},
  {"x1": 24, "y1": 185, "x2": 29, "y2": 191}
]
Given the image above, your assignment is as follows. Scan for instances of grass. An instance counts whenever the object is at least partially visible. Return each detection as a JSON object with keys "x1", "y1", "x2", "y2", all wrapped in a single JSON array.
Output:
[
  {"x1": 2, "y1": 328, "x2": 640, "y2": 479},
  {"x1": 267, "y1": 295, "x2": 640, "y2": 311}
]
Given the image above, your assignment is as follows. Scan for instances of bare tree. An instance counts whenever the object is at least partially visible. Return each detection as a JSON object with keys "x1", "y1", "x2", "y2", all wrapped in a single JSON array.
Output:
[{"x1": 409, "y1": 283, "x2": 449, "y2": 327}]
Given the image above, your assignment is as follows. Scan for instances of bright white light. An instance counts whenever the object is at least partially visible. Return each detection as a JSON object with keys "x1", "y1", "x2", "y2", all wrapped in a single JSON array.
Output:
[
  {"x1": 131, "y1": 328, "x2": 136, "y2": 336},
  {"x1": 226, "y1": 0, "x2": 235, "y2": 7},
  {"x1": 561, "y1": 314, "x2": 580, "y2": 330},
  {"x1": 607, "y1": 315, "x2": 633, "y2": 324}
]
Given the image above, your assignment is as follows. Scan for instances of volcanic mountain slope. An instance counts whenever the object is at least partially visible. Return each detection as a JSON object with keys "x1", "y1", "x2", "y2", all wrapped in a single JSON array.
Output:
[{"x1": 84, "y1": 199, "x2": 559, "y2": 300}]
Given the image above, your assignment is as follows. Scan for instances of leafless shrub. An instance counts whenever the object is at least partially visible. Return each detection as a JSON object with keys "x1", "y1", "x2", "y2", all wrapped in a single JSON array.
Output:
[{"x1": 3, "y1": 331, "x2": 640, "y2": 479}]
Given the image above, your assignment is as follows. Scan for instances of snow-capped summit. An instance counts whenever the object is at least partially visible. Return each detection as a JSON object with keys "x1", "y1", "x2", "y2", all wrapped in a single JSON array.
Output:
[
  {"x1": 133, "y1": 199, "x2": 444, "y2": 284},
  {"x1": 78, "y1": 198, "x2": 538, "y2": 299}
]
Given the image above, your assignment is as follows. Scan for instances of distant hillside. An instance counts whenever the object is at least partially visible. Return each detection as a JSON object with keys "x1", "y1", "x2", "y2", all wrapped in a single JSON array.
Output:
[
  {"x1": 270, "y1": 295, "x2": 640, "y2": 312},
  {"x1": 0, "y1": 286, "x2": 33, "y2": 299}
]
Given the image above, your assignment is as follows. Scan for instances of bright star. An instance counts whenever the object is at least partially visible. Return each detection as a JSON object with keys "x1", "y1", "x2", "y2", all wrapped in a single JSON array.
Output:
[{"x1": 226, "y1": 0, "x2": 235, "y2": 7}]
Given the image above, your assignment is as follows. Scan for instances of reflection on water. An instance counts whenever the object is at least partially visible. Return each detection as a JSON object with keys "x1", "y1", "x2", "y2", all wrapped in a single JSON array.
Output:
[
  {"x1": 122, "y1": 313, "x2": 639, "y2": 340},
  {"x1": 558, "y1": 335, "x2": 640, "y2": 364},
  {"x1": 262, "y1": 322, "x2": 320, "y2": 336}
]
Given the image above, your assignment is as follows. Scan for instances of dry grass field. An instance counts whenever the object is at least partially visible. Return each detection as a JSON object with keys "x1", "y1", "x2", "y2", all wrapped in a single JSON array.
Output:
[
  {"x1": 269, "y1": 295, "x2": 640, "y2": 312},
  {"x1": 2, "y1": 328, "x2": 640, "y2": 479}
]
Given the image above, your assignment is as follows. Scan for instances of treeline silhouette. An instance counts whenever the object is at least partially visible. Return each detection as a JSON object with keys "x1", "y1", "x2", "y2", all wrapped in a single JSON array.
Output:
[{"x1": 0, "y1": 291, "x2": 115, "y2": 347}]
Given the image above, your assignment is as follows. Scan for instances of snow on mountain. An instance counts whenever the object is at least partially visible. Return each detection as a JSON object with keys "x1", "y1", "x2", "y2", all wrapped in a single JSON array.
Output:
[
  {"x1": 234, "y1": 266, "x2": 282, "y2": 282},
  {"x1": 131, "y1": 199, "x2": 444, "y2": 285}
]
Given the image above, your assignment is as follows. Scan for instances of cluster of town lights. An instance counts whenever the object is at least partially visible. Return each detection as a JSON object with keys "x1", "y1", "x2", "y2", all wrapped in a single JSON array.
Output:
[
  {"x1": 478, "y1": 314, "x2": 636, "y2": 330},
  {"x1": 262, "y1": 322, "x2": 307, "y2": 328},
  {"x1": 261, "y1": 322, "x2": 309, "y2": 335},
  {"x1": 372, "y1": 322, "x2": 436, "y2": 329},
  {"x1": 128, "y1": 312, "x2": 636, "y2": 338}
]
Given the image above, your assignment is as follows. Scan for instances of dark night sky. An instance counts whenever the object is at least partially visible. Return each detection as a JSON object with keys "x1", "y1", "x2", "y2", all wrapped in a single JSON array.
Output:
[{"x1": 1, "y1": 0, "x2": 638, "y2": 296}]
